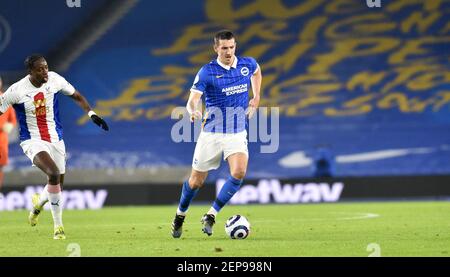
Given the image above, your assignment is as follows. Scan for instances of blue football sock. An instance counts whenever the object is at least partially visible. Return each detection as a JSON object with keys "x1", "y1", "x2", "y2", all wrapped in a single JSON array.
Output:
[
  {"x1": 212, "y1": 176, "x2": 243, "y2": 212},
  {"x1": 178, "y1": 180, "x2": 199, "y2": 213}
]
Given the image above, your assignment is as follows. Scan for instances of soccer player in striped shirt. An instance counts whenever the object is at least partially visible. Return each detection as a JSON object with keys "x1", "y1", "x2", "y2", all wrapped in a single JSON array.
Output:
[
  {"x1": 171, "y1": 30, "x2": 262, "y2": 238},
  {"x1": 0, "y1": 55, "x2": 109, "y2": 239}
]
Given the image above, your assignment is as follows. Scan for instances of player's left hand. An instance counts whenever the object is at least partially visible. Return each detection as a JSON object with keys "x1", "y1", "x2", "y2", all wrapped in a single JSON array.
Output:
[
  {"x1": 2, "y1": 122, "x2": 14, "y2": 134},
  {"x1": 90, "y1": 114, "x2": 109, "y2": 131},
  {"x1": 247, "y1": 96, "x2": 260, "y2": 118}
]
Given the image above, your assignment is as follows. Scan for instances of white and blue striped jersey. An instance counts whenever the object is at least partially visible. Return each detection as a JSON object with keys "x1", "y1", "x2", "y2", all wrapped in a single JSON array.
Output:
[{"x1": 191, "y1": 56, "x2": 259, "y2": 133}]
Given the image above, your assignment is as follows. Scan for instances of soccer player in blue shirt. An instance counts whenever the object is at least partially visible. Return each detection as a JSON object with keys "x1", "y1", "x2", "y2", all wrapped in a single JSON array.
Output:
[{"x1": 171, "y1": 30, "x2": 262, "y2": 238}]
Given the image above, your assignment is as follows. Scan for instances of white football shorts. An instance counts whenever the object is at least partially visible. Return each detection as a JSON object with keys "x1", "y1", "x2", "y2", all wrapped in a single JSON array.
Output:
[
  {"x1": 192, "y1": 130, "x2": 248, "y2": 172},
  {"x1": 20, "y1": 139, "x2": 67, "y2": 174}
]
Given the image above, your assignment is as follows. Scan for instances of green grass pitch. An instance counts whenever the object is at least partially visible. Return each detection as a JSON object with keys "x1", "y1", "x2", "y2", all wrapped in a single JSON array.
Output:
[{"x1": 0, "y1": 202, "x2": 449, "y2": 257}]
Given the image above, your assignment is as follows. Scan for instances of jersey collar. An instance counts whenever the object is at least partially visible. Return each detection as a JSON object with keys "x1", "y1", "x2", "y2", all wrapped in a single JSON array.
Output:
[
  {"x1": 216, "y1": 56, "x2": 238, "y2": 70},
  {"x1": 26, "y1": 74, "x2": 44, "y2": 89}
]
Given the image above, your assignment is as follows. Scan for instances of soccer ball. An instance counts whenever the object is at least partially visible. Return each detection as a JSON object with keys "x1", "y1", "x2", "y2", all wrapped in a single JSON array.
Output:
[{"x1": 225, "y1": 215, "x2": 250, "y2": 239}]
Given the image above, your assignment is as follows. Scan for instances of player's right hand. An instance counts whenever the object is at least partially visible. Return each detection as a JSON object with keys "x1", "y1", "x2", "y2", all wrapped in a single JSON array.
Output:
[{"x1": 189, "y1": 110, "x2": 203, "y2": 122}]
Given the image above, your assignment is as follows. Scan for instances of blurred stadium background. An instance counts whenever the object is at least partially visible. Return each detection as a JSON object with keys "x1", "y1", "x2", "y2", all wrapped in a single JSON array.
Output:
[{"x1": 1, "y1": 0, "x2": 449, "y2": 211}]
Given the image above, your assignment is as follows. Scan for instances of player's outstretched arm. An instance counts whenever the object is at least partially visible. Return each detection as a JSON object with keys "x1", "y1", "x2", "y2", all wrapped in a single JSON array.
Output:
[
  {"x1": 248, "y1": 66, "x2": 262, "y2": 117},
  {"x1": 186, "y1": 91, "x2": 203, "y2": 122},
  {"x1": 69, "y1": 91, "x2": 109, "y2": 131}
]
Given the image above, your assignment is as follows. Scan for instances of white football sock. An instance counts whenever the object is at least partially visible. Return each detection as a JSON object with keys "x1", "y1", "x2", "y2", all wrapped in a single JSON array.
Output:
[
  {"x1": 38, "y1": 185, "x2": 49, "y2": 207},
  {"x1": 207, "y1": 207, "x2": 218, "y2": 217},
  {"x1": 48, "y1": 192, "x2": 63, "y2": 227},
  {"x1": 176, "y1": 208, "x2": 186, "y2": 216}
]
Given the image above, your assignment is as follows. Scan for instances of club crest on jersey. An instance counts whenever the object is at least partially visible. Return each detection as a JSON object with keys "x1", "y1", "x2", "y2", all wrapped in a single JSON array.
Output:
[
  {"x1": 240, "y1": 67, "x2": 249, "y2": 76},
  {"x1": 32, "y1": 92, "x2": 48, "y2": 116}
]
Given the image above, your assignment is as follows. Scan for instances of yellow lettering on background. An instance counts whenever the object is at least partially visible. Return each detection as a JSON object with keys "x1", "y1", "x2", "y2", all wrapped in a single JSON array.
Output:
[
  {"x1": 408, "y1": 98, "x2": 436, "y2": 112},
  {"x1": 283, "y1": 105, "x2": 298, "y2": 117},
  {"x1": 440, "y1": 21, "x2": 450, "y2": 34},
  {"x1": 401, "y1": 11, "x2": 441, "y2": 34},
  {"x1": 300, "y1": 84, "x2": 342, "y2": 95},
  {"x1": 377, "y1": 93, "x2": 411, "y2": 112},
  {"x1": 152, "y1": 23, "x2": 238, "y2": 55},
  {"x1": 347, "y1": 71, "x2": 387, "y2": 91},
  {"x1": 188, "y1": 47, "x2": 214, "y2": 64},
  {"x1": 389, "y1": 36, "x2": 450, "y2": 64},
  {"x1": 325, "y1": 94, "x2": 375, "y2": 116},
  {"x1": 309, "y1": 37, "x2": 400, "y2": 74},
  {"x1": 239, "y1": 21, "x2": 290, "y2": 43},
  {"x1": 269, "y1": 73, "x2": 338, "y2": 98},
  {"x1": 93, "y1": 0, "x2": 450, "y2": 122},
  {"x1": 254, "y1": 73, "x2": 278, "y2": 103},
  {"x1": 286, "y1": 96, "x2": 334, "y2": 116},
  {"x1": 433, "y1": 91, "x2": 450, "y2": 111},
  {"x1": 300, "y1": 16, "x2": 328, "y2": 41},
  {"x1": 259, "y1": 16, "x2": 328, "y2": 73},
  {"x1": 325, "y1": 0, "x2": 365, "y2": 14},
  {"x1": 387, "y1": 0, "x2": 443, "y2": 12},
  {"x1": 325, "y1": 14, "x2": 396, "y2": 39},
  {"x1": 96, "y1": 76, "x2": 186, "y2": 108},
  {"x1": 146, "y1": 105, "x2": 178, "y2": 120},
  {"x1": 76, "y1": 75, "x2": 188, "y2": 124},
  {"x1": 406, "y1": 71, "x2": 450, "y2": 91},
  {"x1": 161, "y1": 66, "x2": 198, "y2": 76},
  {"x1": 205, "y1": 0, "x2": 324, "y2": 21},
  {"x1": 263, "y1": 42, "x2": 314, "y2": 73},
  {"x1": 382, "y1": 64, "x2": 441, "y2": 93},
  {"x1": 115, "y1": 108, "x2": 145, "y2": 121},
  {"x1": 242, "y1": 43, "x2": 274, "y2": 60}
]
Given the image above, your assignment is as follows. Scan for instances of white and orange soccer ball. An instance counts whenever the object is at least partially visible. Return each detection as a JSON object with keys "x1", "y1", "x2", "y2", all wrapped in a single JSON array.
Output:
[{"x1": 225, "y1": 215, "x2": 250, "y2": 239}]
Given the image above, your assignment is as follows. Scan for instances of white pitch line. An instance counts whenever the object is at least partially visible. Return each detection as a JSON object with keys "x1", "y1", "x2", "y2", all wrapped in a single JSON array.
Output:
[
  {"x1": 256, "y1": 212, "x2": 380, "y2": 223},
  {"x1": 334, "y1": 212, "x2": 380, "y2": 220}
]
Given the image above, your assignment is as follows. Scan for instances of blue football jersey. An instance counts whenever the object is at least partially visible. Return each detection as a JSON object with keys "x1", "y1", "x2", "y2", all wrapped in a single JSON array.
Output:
[{"x1": 191, "y1": 56, "x2": 259, "y2": 133}]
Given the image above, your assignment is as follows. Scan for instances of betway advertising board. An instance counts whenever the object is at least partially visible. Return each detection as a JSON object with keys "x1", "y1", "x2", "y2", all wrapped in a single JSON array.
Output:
[{"x1": 1, "y1": 175, "x2": 449, "y2": 210}]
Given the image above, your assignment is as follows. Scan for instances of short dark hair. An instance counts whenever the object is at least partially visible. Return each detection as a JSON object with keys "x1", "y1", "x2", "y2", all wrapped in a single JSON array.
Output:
[
  {"x1": 214, "y1": 30, "x2": 235, "y2": 45},
  {"x1": 24, "y1": 54, "x2": 46, "y2": 71}
]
